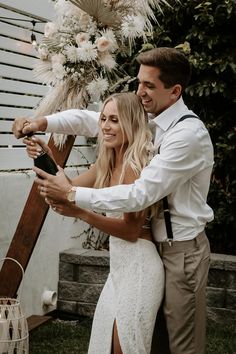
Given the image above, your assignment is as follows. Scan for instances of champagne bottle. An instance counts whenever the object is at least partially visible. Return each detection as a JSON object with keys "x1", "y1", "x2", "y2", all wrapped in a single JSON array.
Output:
[
  {"x1": 34, "y1": 150, "x2": 58, "y2": 175},
  {"x1": 27, "y1": 133, "x2": 58, "y2": 175}
]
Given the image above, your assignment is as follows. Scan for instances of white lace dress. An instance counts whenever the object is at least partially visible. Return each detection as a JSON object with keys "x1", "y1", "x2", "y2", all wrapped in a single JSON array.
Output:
[{"x1": 88, "y1": 213, "x2": 165, "y2": 354}]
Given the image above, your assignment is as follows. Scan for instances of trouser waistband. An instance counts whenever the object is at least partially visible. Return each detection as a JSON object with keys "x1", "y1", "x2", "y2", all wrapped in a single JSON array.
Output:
[{"x1": 156, "y1": 231, "x2": 207, "y2": 254}]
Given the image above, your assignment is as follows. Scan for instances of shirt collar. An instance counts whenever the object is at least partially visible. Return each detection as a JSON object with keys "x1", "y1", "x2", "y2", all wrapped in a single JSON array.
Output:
[{"x1": 150, "y1": 97, "x2": 189, "y2": 132}]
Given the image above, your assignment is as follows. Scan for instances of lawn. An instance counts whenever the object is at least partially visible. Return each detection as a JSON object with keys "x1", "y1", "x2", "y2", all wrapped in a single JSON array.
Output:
[{"x1": 29, "y1": 317, "x2": 235, "y2": 354}]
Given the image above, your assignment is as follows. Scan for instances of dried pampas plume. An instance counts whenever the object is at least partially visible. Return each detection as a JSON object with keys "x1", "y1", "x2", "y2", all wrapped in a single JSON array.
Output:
[
  {"x1": 32, "y1": 77, "x2": 89, "y2": 148},
  {"x1": 33, "y1": 0, "x2": 170, "y2": 147}
]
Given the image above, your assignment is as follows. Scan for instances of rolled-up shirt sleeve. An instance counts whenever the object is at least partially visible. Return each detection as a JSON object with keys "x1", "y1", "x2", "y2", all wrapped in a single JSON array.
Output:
[
  {"x1": 45, "y1": 109, "x2": 100, "y2": 137},
  {"x1": 75, "y1": 122, "x2": 214, "y2": 213}
]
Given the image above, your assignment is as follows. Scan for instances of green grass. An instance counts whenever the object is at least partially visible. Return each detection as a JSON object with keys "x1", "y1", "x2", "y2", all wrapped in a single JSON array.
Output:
[
  {"x1": 29, "y1": 317, "x2": 235, "y2": 354},
  {"x1": 206, "y1": 320, "x2": 235, "y2": 354},
  {"x1": 29, "y1": 317, "x2": 92, "y2": 354}
]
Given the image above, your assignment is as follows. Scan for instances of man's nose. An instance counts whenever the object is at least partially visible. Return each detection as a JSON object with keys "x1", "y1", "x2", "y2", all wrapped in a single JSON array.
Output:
[{"x1": 136, "y1": 84, "x2": 146, "y2": 97}]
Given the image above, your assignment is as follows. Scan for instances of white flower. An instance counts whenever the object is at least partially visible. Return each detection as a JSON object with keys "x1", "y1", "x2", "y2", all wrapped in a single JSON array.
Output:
[
  {"x1": 76, "y1": 42, "x2": 97, "y2": 62},
  {"x1": 52, "y1": 62, "x2": 66, "y2": 81},
  {"x1": 38, "y1": 45, "x2": 49, "y2": 60},
  {"x1": 64, "y1": 46, "x2": 79, "y2": 63},
  {"x1": 121, "y1": 15, "x2": 145, "y2": 39},
  {"x1": 87, "y1": 78, "x2": 109, "y2": 101},
  {"x1": 75, "y1": 33, "x2": 90, "y2": 46},
  {"x1": 100, "y1": 29, "x2": 118, "y2": 52},
  {"x1": 51, "y1": 53, "x2": 66, "y2": 65},
  {"x1": 96, "y1": 37, "x2": 111, "y2": 52},
  {"x1": 80, "y1": 13, "x2": 91, "y2": 31},
  {"x1": 44, "y1": 22, "x2": 57, "y2": 37},
  {"x1": 99, "y1": 52, "x2": 117, "y2": 70}
]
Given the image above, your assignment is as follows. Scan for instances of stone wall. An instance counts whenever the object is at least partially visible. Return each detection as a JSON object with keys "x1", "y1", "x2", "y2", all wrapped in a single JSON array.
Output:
[
  {"x1": 207, "y1": 253, "x2": 236, "y2": 323},
  {"x1": 58, "y1": 249, "x2": 236, "y2": 324}
]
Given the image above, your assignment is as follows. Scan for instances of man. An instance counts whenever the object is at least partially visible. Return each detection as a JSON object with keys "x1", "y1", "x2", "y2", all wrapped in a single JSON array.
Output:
[{"x1": 13, "y1": 47, "x2": 214, "y2": 354}]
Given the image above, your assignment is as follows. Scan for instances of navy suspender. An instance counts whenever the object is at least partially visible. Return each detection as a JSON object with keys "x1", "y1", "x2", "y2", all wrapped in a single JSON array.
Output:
[{"x1": 162, "y1": 114, "x2": 199, "y2": 242}]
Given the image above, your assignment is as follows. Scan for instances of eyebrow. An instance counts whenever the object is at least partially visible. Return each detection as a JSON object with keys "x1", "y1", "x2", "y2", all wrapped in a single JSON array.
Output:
[{"x1": 136, "y1": 77, "x2": 155, "y2": 85}]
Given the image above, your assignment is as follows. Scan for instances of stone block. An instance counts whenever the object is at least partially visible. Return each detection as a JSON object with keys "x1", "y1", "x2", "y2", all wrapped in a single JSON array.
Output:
[
  {"x1": 58, "y1": 280, "x2": 104, "y2": 303},
  {"x1": 57, "y1": 299, "x2": 77, "y2": 313},
  {"x1": 59, "y1": 261, "x2": 74, "y2": 281},
  {"x1": 207, "y1": 269, "x2": 226, "y2": 288},
  {"x1": 74, "y1": 265, "x2": 109, "y2": 284},
  {"x1": 60, "y1": 248, "x2": 110, "y2": 266},
  {"x1": 226, "y1": 271, "x2": 236, "y2": 289},
  {"x1": 207, "y1": 306, "x2": 236, "y2": 325},
  {"x1": 77, "y1": 302, "x2": 96, "y2": 318},
  {"x1": 210, "y1": 253, "x2": 225, "y2": 270},
  {"x1": 60, "y1": 248, "x2": 90, "y2": 264},
  {"x1": 226, "y1": 289, "x2": 236, "y2": 310},
  {"x1": 206, "y1": 287, "x2": 225, "y2": 308},
  {"x1": 224, "y1": 255, "x2": 236, "y2": 271}
]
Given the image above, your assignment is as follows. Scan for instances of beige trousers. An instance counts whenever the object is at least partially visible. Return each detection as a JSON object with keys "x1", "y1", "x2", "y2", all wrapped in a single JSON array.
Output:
[{"x1": 151, "y1": 231, "x2": 210, "y2": 354}]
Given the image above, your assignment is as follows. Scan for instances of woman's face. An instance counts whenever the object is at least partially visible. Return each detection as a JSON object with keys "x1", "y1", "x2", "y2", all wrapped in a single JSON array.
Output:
[{"x1": 100, "y1": 100, "x2": 128, "y2": 151}]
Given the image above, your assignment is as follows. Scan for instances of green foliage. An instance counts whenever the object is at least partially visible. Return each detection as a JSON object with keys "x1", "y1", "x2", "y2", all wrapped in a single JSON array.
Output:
[{"x1": 121, "y1": 0, "x2": 236, "y2": 254}]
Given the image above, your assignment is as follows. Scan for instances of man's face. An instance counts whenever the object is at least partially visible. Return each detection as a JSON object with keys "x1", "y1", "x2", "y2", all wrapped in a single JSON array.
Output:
[{"x1": 136, "y1": 65, "x2": 179, "y2": 116}]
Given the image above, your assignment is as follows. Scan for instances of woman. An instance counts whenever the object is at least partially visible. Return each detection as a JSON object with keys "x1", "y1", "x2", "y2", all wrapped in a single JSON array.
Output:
[{"x1": 25, "y1": 92, "x2": 164, "y2": 354}]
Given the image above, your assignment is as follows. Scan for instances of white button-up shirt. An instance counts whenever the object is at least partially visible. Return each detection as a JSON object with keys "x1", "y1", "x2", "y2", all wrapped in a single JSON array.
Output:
[{"x1": 46, "y1": 97, "x2": 214, "y2": 242}]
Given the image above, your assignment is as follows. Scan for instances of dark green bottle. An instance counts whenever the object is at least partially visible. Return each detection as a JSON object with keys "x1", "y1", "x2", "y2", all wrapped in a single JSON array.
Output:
[
  {"x1": 27, "y1": 133, "x2": 58, "y2": 175},
  {"x1": 34, "y1": 150, "x2": 58, "y2": 175}
]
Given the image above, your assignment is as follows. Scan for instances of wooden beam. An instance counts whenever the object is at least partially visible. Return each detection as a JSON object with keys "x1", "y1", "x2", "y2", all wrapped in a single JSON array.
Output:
[
  {"x1": 0, "y1": 135, "x2": 75, "y2": 298},
  {"x1": 27, "y1": 315, "x2": 53, "y2": 332}
]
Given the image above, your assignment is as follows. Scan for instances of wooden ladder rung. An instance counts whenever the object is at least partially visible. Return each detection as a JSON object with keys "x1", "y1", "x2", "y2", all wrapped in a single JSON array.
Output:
[{"x1": 27, "y1": 314, "x2": 53, "y2": 332}]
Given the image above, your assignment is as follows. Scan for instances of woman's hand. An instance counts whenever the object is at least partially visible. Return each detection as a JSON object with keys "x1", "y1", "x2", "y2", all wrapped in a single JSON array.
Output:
[
  {"x1": 49, "y1": 199, "x2": 83, "y2": 218},
  {"x1": 23, "y1": 136, "x2": 54, "y2": 160},
  {"x1": 33, "y1": 165, "x2": 72, "y2": 202}
]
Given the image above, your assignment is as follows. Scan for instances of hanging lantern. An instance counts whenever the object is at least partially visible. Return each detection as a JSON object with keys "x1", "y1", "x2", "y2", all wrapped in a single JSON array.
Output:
[{"x1": 0, "y1": 258, "x2": 29, "y2": 354}]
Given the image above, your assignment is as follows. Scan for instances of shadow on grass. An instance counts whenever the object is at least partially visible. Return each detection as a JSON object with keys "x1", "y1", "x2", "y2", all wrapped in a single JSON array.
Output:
[{"x1": 30, "y1": 317, "x2": 235, "y2": 354}]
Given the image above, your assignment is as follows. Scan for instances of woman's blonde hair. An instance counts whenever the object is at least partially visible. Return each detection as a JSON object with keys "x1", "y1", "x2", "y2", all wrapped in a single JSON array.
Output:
[{"x1": 94, "y1": 92, "x2": 159, "y2": 216}]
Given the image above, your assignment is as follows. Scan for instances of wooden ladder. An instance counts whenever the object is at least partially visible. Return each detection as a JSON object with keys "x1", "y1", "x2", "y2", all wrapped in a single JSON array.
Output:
[{"x1": 0, "y1": 135, "x2": 75, "y2": 297}]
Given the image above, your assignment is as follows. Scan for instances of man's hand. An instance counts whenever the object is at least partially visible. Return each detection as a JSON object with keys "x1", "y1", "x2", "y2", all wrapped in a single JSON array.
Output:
[
  {"x1": 12, "y1": 116, "x2": 47, "y2": 139},
  {"x1": 33, "y1": 166, "x2": 72, "y2": 202}
]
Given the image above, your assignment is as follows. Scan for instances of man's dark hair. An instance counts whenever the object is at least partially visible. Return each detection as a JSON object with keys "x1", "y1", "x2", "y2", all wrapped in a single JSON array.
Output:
[{"x1": 136, "y1": 47, "x2": 191, "y2": 91}]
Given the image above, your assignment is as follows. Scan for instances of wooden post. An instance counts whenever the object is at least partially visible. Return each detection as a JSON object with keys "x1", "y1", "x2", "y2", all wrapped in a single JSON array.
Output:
[{"x1": 0, "y1": 135, "x2": 75, "y2": 298}]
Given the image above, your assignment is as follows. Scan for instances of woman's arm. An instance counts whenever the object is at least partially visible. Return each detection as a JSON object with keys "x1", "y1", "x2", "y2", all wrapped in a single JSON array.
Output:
[
  {"x1": 51, "y1": 200, "x2": 147, "y2": 242},
  {"x1": 24, "y1": 136, "x2": 97, "y2": 189},
  {"x1": 50, "y1": 165, "x2": 148, "y2": 242}
]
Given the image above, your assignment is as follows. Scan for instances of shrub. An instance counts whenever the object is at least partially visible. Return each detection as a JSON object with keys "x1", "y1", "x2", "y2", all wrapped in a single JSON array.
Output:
[{"x1": 121, "y1": 0, "x2": 236, "y2": 254}]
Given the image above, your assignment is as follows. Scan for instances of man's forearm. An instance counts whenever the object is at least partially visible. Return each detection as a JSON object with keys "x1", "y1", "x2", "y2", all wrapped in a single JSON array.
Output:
[{"x1": 45, "y1": 109, "x2": 100, "y2": 137}]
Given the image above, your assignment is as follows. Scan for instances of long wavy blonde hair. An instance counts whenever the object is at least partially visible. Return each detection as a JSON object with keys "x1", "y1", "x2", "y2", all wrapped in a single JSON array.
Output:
[
  {"x1": 94, "y1": 92, "x2": 151, "y2": 186},
  {"x1": 94, "y1": 92, "x2": 159, "y2": 216}
]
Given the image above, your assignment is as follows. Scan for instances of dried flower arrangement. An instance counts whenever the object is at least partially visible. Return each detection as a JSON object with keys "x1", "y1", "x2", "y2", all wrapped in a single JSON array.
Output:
[
  {"x1": 32, "y1": 0, "x2": 168, "y2": 249},
  {"x1": 33, "y1": 0, "x2": 168, "y2": 123}
]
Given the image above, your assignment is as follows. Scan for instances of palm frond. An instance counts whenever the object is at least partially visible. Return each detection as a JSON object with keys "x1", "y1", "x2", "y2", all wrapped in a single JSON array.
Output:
[
  {"x1": 68, "y1": 0, "x2": 121, "y2": 27},
  {"x1": 41, "y1": 36, "x2": 62, "y2": 53}
]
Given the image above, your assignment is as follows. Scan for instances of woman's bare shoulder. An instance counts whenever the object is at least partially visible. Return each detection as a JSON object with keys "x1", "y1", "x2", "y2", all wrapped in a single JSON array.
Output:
[{"x1": 122, "y1": 165, "x2": 139, "y2": 184}]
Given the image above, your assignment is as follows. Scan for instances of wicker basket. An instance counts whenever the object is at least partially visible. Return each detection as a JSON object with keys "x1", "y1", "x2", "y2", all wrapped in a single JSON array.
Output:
[{"x1": 0, "y1": 258, "x2": 29, "y2": 354}]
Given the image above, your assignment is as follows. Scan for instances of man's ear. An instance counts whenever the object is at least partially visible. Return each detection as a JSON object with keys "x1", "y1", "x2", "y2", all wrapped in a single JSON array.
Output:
[{"x1": 170, "y1": 84, "x2": 182, "y2": 99}]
